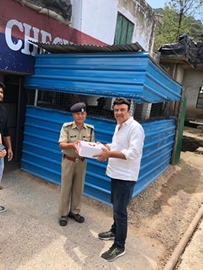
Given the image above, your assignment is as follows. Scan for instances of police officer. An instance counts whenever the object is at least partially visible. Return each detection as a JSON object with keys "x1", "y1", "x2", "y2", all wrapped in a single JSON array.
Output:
[{"x1": 58, "y1": 102, "x2": 95, "y2": 226}]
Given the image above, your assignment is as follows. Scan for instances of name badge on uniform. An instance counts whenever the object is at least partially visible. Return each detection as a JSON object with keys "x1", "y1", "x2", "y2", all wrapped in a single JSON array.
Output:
[{"x1": 70, "y1": 135, "x2": 77, "y2": 138}]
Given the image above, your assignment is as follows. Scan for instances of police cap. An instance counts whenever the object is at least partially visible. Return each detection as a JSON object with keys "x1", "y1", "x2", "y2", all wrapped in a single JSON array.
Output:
[{"x1": 70, "y1": 102, "x2": 86, "y2": 113}]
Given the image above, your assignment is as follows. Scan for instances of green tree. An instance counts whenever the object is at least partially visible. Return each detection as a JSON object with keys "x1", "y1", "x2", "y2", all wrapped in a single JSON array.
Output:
[{"x1": 154, "y1": 0, "x2": 203, "y2": 51}]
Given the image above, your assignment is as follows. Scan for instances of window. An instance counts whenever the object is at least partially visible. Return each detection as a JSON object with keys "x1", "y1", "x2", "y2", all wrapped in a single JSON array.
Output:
[
  {"x1": 26, "y1": 90, "x2": 180, "y2": 122},
  {"x1": 196, "y1": 87, "x2": 203, "y2": 109},
  {"x1": 114, "y1": 13, "x2": 134, "y2": 45}
]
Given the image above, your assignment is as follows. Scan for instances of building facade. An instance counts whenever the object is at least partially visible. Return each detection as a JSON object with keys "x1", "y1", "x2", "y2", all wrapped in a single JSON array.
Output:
[{"x1": 159, "y1": 35, "x2": 203, "y2": 123}]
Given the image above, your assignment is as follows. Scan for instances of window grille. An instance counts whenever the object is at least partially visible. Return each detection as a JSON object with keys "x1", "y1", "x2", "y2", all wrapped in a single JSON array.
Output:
[{"x1": 26, "y1": 89, "x2": 180, "y2": 122}]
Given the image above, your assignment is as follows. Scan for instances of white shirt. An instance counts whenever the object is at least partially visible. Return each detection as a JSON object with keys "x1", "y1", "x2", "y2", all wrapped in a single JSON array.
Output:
[{"x1": 106, "y1": 117, "x2": 145, "y2": 181}]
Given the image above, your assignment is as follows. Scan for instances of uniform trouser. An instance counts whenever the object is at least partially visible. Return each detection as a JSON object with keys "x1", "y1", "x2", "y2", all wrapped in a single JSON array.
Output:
[
  {"x1": 0, "y1": 158, "x2": 4, "y2": 183},
  {"x1": 59, "y1": 157, "x2": 87, "y2": 217}
]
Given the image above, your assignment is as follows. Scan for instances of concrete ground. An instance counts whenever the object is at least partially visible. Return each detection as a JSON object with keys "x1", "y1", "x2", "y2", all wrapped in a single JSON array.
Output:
[
  {"x1": 1, "y1": 138, "x2": 203, "y2": 270},
  {"x1": 0, "y1": 169, "x2": 165, "y2": 270}
]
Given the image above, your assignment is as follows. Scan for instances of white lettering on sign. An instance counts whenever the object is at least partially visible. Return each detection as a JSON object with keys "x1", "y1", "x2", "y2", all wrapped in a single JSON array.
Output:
[
  {"x1": 5, "y1": 19, "x2": 69, "y2": 56},
  {"x1": 6, "y1": 20, "x2": 23, "y2": 51}
]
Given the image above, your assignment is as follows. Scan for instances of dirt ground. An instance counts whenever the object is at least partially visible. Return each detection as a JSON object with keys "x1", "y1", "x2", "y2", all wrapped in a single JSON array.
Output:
[
  {"x1": 1, "y1": 126, "x2": 203, "y2": 269},
  {"x1": 83, "y1": 125, "x2": 203, "y2": 268}
]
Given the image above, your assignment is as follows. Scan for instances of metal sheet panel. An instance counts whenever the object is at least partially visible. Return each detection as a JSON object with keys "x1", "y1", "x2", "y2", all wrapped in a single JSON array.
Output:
[
  {"x1": 24, "y1": 52, "x2": 181, "y2": 103},
  {"x1": 21, "y1": 106, "x2": 176, "y2": 205}
]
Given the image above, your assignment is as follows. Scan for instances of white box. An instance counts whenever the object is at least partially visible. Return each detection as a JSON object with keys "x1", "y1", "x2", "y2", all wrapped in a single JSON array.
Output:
[{"x1": 78, "y1": 141, "x2": 105, "y2": 158}]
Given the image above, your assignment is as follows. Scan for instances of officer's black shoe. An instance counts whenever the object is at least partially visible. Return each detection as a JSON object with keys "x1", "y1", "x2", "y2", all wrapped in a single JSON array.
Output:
[
  {"x1": 68, "y1": 212, "x2": 85, "y2": 223},
  {"x1": 59, "y1": 216, "x2": 68, "y2": 226}
]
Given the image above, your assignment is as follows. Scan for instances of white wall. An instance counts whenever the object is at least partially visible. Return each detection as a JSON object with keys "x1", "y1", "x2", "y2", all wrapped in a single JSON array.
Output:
[
  {"x1": 71, "y1": 0, "x2": 83, "y2": 31},
  {"x1": 71, "y1": 0, "x2": 118, "y2": 44},
  {"x1": 175, "y1": 65, "x2": 184, "y2": 84},
  {"x1": 83, "y1": 0, "x2": 118, "y2": 44},
  {"x1": 71, "y1": 0, "x2": 157, "y2": 50},
  {"x1": 183, "y1": 69, "x2": 203, "y2": 119}
]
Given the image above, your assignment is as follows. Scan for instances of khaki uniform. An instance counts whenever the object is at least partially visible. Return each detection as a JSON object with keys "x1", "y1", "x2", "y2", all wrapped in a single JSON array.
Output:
[{"x1": 58, "y1": 121, "x2": 95, "y2": 217}]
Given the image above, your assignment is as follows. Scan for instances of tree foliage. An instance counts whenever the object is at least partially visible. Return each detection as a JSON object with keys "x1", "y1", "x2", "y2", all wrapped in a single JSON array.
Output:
[{"x1": 154, "y1": 0, "x2": 203, "y2": 51}]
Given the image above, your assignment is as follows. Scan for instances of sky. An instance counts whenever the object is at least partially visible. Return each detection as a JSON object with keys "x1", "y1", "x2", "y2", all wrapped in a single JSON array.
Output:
[
  {"x1": 146, "y1": 0, "x2": 166, "y2": 9},
  {"x1": 146, "y1": 0, "x2": 202, "y2": 21}
]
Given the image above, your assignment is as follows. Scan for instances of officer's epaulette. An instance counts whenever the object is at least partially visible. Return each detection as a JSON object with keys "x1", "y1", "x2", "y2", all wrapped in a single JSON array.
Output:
[
  {"x1": 85, "y1": 123, "x2": 94, "y2": 129},
  {"x1": 63, "y1": 122, "x2": 73, "y2": 127}
]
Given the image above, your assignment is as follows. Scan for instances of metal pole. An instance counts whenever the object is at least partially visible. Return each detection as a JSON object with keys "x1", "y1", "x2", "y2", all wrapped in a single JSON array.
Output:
[{"x1": 34, "y1": 89, "x2": 38, "y2": 106}]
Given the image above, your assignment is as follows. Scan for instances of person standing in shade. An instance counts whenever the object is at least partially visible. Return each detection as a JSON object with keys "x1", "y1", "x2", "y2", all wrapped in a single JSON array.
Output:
[
  {"x1": 94, "y1": 97, "x2": 145, "y2": 262},
  {"x1": 58, "y1": 102, "x2": 95, "y2": 226},
  {"x1": 0, "y1": 82, "x2": 13, "y2": 213},
  {"x1": 0, "y1": 143, "x2": 7, "y2": 213}
]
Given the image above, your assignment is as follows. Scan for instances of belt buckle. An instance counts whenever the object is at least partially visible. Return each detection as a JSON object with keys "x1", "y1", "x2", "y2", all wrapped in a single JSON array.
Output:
[{"x1": 75, "y1": 158, "x2": 80, "y2": 163}]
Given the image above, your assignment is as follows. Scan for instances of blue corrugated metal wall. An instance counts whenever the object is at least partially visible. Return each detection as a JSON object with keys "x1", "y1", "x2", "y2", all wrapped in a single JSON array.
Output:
[
  {"x1": 24, "y1": 52, "x2": 181, "y2": 103},
  {"x1": 21, "y1": 106, "x2": 176, "y2": 205}
]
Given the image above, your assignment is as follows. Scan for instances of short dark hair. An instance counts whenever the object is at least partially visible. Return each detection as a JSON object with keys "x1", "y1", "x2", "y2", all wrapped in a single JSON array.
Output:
[
  {"x1": 0, "y1": 82, "x2": 5, "y2": 92},
  {"x1": 113, "y1": 97, "x2": 130, "y2": 110}
]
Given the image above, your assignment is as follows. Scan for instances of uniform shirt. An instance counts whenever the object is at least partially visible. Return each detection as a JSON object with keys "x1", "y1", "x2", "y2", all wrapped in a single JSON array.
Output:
[
  {"x1": 106, "y1": 117, "x2": 145, "y2": 181},
  {"x1": 0, "y1": 106, "x2": 10, "y2": 137},
  {"x1": 58, "y1": 121, "x2": 95, "y2": 158}
]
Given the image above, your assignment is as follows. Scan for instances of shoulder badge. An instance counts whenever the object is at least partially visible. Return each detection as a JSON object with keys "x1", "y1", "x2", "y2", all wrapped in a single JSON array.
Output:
[
  {"x1": 63, "y1": 122, "x2": 73, "y2": 128},
  {"x1": 86, "y1": 123, "x2": 94, "y2": 129}
]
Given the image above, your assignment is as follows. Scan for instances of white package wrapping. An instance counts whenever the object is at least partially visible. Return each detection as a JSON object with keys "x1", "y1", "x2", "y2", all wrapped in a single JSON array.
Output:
[{"x1": 78, "y1": 141, "x2": 106, "y2": 158}]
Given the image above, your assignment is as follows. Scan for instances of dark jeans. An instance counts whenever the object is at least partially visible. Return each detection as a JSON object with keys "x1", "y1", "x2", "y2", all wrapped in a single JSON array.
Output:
[{"x1": 110, "y1": 178, "x2": 135, "y2": 249}]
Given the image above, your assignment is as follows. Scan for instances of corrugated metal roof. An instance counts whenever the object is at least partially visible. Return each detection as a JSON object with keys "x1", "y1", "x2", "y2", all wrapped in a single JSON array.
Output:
[
  {"x1": 30, "y1": 41, "x2": 145, "y2": 54},
  {"x1": 25, "y1": 52, "x2": 182, "y2": 103}
]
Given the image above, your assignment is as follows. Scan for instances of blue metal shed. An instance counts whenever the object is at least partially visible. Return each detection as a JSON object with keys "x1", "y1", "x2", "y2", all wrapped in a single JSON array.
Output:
[
  {"x1": 24, "y1": 52, "x2": 181, "y2": 103},
  {"x1": 22, "y1": 45, "x2": 182, "y2": 205}
]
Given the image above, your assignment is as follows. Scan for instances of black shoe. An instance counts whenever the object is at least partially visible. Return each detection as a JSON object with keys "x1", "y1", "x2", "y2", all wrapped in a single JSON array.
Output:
[
  {"x1": 101, "y1": 244, "x2": 125, "y2": 262},
  {"x1": 68, "y1": 212, "x2": 85, "y2": 223},
  {"x1": 0, "y1": 206, "x2": 6, "y2": 213},
  {"x1": 98, "y1": 230, "x2": 115, "y2": 240},
  {"x1": 59, "y1": 216, "x2": 68, "y2": 226}
]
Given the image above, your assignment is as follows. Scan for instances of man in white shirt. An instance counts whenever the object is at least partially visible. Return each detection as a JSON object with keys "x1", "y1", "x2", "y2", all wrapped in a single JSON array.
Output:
[{"x1": 94, "y1": 97, "x2": 145, "y2": 262}]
